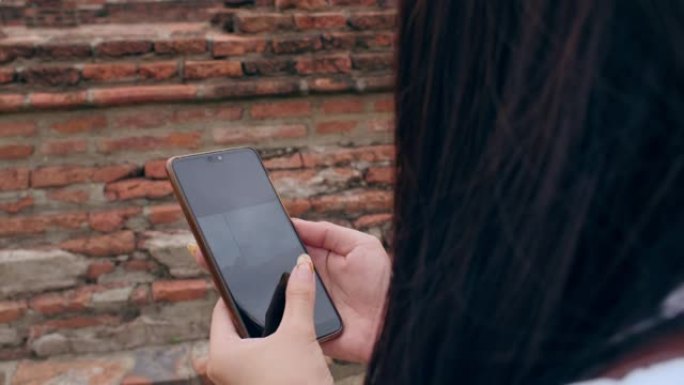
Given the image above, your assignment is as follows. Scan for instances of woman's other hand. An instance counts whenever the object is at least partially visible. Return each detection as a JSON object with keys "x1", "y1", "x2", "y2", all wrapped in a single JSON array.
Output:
[
  {"x1": 205, "y1": 255, "x2": 333, "y2": 385},
  {"x1": 188, "y1": 219, "x2": 391, "y2": 364},
  {"x1": 291, "y1": 219, "x2": 391, "y2": 364}
]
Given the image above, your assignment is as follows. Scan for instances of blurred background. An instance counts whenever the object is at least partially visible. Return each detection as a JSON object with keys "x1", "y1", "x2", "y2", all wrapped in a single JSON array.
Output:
[{"x1": 0, "y1": 0, "x2": 395, "y2": 383}]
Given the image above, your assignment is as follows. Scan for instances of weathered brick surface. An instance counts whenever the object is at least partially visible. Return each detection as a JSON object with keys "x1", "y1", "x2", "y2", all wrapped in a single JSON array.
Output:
[
  {"x1": 3, "y1": 340, "x2": 364, "y2": 385},
  {"x1": 0, "y1": 249, "x2": 87, "y2": 296},
  {"x1": 138, "y1": 231, "x2": 200, "y2": 277},
  {"x1": 60, "y1": 231, "x2": 136, "y2": 257},
  {"x1": 0, "y1": 0, "x2": 395, "y2": 372}
]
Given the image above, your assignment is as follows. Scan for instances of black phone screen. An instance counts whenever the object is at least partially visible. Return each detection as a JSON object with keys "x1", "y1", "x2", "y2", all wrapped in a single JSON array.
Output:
[{"x1": 171, "y1": 148, "x2": 342, "y2": 339}]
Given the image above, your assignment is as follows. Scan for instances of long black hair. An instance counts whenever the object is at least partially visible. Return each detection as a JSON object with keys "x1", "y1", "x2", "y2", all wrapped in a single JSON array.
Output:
[{"x1": 368, "y1": 0, "x2": 684, "y2": 384}]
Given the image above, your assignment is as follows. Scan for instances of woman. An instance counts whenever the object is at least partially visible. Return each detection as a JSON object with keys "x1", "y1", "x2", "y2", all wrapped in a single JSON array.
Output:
[{"x1": 189, "y1": 0, "x2": 684, "y2": 383}]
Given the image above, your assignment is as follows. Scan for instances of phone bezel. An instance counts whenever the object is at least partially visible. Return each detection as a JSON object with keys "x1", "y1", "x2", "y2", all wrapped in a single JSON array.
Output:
[{"x1": 166, "y1": 147, "x2": 344, "y2": 341}]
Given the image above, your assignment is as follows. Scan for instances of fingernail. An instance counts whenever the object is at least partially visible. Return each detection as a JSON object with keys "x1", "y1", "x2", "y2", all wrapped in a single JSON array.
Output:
[
  {"x1": 186, "y1": 243, "x2": 198, "y2": 255},
  {"x1": 293, "y1": 254, "x2": 313, "y2": 282}
]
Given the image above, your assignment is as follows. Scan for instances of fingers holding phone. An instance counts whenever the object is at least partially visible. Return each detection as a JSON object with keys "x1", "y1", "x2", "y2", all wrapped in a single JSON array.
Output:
[
  {"x1": 187, "y1": 217, "x2": 392, "y2": 364},
  {"x1": 205, "y1": 255, "x2": 334, "y2": 385}
]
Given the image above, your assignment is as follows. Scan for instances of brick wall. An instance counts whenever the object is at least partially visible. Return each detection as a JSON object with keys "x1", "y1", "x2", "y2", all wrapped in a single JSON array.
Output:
[{"x1": 0, "y1": 0, "x2": 395, "y2": 371}]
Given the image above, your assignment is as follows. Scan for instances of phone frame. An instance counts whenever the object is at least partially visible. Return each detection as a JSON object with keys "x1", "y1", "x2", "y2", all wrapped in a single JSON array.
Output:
[{"x1": 166, "y1": 147, "x2": 344, "y2": 342}]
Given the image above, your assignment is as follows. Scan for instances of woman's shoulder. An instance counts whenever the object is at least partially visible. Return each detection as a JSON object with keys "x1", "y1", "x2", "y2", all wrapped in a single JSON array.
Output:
[{"x1": 572, "y1": 358, "x2": 684, "y2": 385}]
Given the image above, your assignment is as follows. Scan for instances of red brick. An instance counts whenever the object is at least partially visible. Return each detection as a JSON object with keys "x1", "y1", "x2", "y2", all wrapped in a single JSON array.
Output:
[
  {"x1": 321, "y1": 98, "x2": 364, "y2": 114},
  {"x1": 316, "y1": 120, "x2": 357, "y2": 134},
  {"x1": 40, "y1": 139, "x2": 88, "y2": 156},
  {"x1": 330, "y1": 0, "x2": 375, "y2": 5},
  {"x1": 318, "y1": 31, "x2": 355, "y2": 50},
  {"x1": 130, "y1": 285, "x2": 150, "y2": 305},
  {"x1": 213, "y1": 124, "x2": 307, "y2": 145},
  {"x1": 282, "y1": 198, "x2": 312, "y2": 216},
  {"x1": 0, "y1": 121, "x2": 35, "y2": 138},
  {"x1": 47, "y1": 188, "x2": 90, "y2": 204},
  {"x1": 61, "y1": 230, "x2": 136, "y2": 257},
  {"x1": 154, "y1": 39, "x2": 206, "y2": 55},
  {"x1": 89, "y1": 207, "x2": 142, "y2": 232},
  {"x1": 353, "y1": 213, "x2": 392, "y2": 228},
  {"x1": 98, "y1": 132, "x2": 202, "y2": 154},
  {"x1": 21, "y1": 66, "x2": 80, "y2": 87},
  {"x1": 235, "y1": 13, "x2": 294, "y2": 33},
  {"x1": 37, "y1": 43, "x2": 91, "y2": 59},
  {"x1": 263, "y1": 153, "x2": 303, "y2": 170},
  {"x1": 243, "y1": 58, "x2": 296, "y2": 76},
  {"x1": 97, "y1": 40, "x2": 152, "y2": 57},
  {"x1": 212, "y1": 36, "x2": 267, "y2": 57},
  {"x1": 0, "y1": 168, "x2": 30, "y2": 191},
  {"x1": 105, "y1": 179, "x2": 173, "y2": 201},
  {"x1": 311, "y1": 190, "x2": 392, "y2": 213},
  {"x1": 144, "y1": 159, "x2": 168, "y2": 179},
  {"x1": 31, "y1": 315, "x2": 120, "y2": 337},
  {"x1": 0, "y1": 144, "x2": 33, "y2": 159},
  {"x1": 366, "y1": 166, "x2": 394, "y2": 184},
  {"x1": 0, "y1": 301, "x2": 27, "y2": 324},
  {"x1": 146, "y1": 203, "x2": 183, "y2": 225},
  {"x1": 87, "y1": 261, "x2": 116, "y2": 279},
  {"x1": 0, "y1": 94, "x2": 25, "y2": 112},
  {"x1": 29, "y1": 288, "x2": 93, "y2": 316},
  {"x1": 49, "y1": 212, "x2": 89, "y2": 230},
  {"x1": 296, "y1": 55, "x2": 352, "y2": 74},
  {"x1": 352, "y1": 52, "x2": 393, "y2": 71},
  {"x1": 374, "y1": 96, "x2": 394, "y2": 112},
  {"x1": 272, "y1": 35, "x2": 323, "y2": 55},
  {"x1": 171, "y1": 105, "x2": 243, "y2": 124},
  {"x1": 0, "y1": 67, "x2": 14, "y2": 84},
  {"x1": 251, "y1": 100, "x2": 311, "y2": 119},
  {"x1": 301, "y1": 145, "x2": 395, "y2": 167},
  {"x1": 253, "y1": 79, "x2": 301, "y2": 96},
  {"x1": 0, "y1": 43, "x2": 34, "y2": 64},
  {"x1": 184, "y1": 60, "x2": 243, "y2": 80},
  {"x1": 0, "y1": 212, "x2": 88, "y2": 236},
  {"x1": 91, "y1": 85, "x2": 198, "y2": 106},
  {"x1": 138, "y1": 61, "x2": 178, "y2": 81},
  {"x1": 112, "y1": 109, "x2": 172, "y2": 130},
  {"x1": 31, "y1": 166, "x2": 93, "y2": 188},
  {"x1": 91, "y1": 164, "x2": 139, "y2": 183},
  {"x1": 308, "y1": 77, "x2": 354, "y2": 92},
  {"x1": 29, "y1": 91, "x2": 88, "y2": 109},
  {"x1": 0, "y1": 196, "x2": 33, "y2": 214},
  {"x1": 348, "y1": 10, "x2": 396, "y2": 30},
  {"x1": 51, "y1": 114, "x2": 107, "y2": 134},
  {"x1": 368, "y1": 117, "x2": 393, "y2": 132},
  {"x1": 82, "y1": 63, "x2": 137, "y2": 82},
  {"x1": 0, "y1": 216, "x2": 48, "y2": 236},
  {"x1": 152, "y1": 279, "x2": 208, "y2": 302},
  {"x1": 201, "y1": 78, "x2": 300, "y2": 100},
  {"x1": 276, "y1": 0, "x2": 326, "y2": 10},
  {"x1": 357, "y1": 31, "x2": 395, "y2": 49},
  {"x1": 294, "y1": 12, "x2": 347, "y2": 30}
]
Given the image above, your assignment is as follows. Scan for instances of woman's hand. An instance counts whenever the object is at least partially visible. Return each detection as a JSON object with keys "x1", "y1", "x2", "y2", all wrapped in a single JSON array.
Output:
[
  {"x1": 291, "y1": 219, "x2": 391, "y2": 364},
  {"x1": 205, "y1": 254, "x2": 333, "y2": 385},
  {"x1": 188, "y1": 219, "x2": 391, "y2": 364}
]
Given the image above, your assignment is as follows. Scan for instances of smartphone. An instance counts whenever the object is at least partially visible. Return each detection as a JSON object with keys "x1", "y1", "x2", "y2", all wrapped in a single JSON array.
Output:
[{"x1": 166, "y1": 147, "x2": 343, "y2": 341}]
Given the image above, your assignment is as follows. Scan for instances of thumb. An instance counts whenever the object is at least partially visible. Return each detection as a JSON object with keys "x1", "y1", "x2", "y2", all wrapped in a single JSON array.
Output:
[{"x1": 279, "y1": 254, "x2": 316, "y2": 337}]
